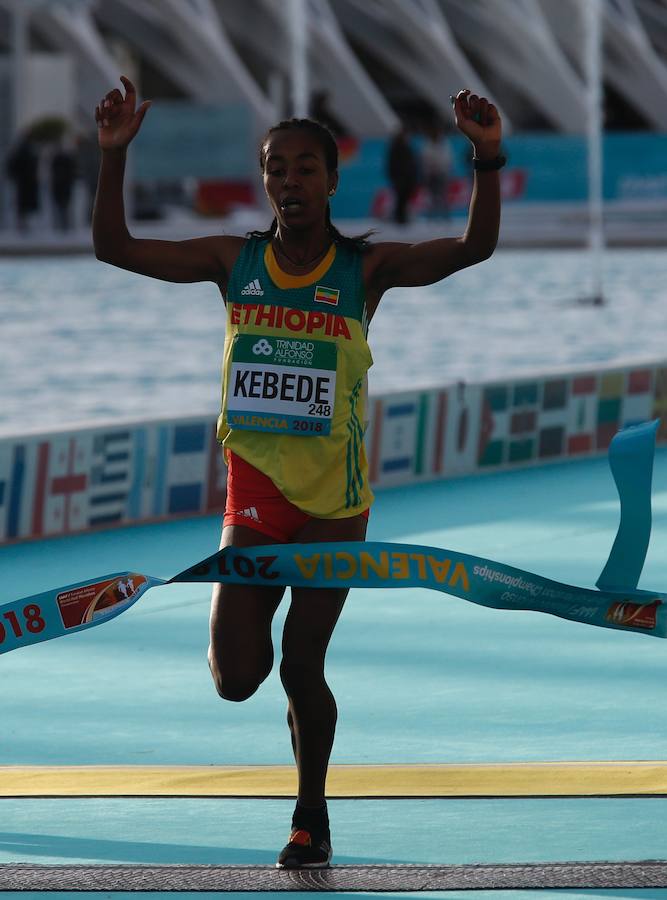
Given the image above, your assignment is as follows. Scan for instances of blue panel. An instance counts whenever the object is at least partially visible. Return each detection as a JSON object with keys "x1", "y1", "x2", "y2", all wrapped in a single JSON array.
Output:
[
  {"x1": 132, "y1": 103, "x2": 252, "y2": 180},
  {"x1": 7, "y1": 445, "x2": 25, "y2": 539},
  {"x1": 89, "y1": 493, "x2": 127, "y2": 507},
  {"x1": 382, "y1": 457, "x2": 412, "y2": 472},
  {"x1": 152, "y1": 427, "x2": 169, "y2": 517},
  {"x1": 94, "y1": 472, "x2": 127, "y2": 485},
  {"x1": 106, "y1": 452, "x2": 130, "y2": 464},
  {"x1": 168, "y1": 484, "x2": 202, "y2": 514},
  {"x1": 173, "y1": 424, "x2": 207, "y2": 454},
  {"x1": 104, "y1": 432, "x2": 130, "y2": 444},
  {"x1": 386, "y1": 404, "x2": 416, "y2": 418},
  {"x1": 88, "y1": 512, "x2": 124, "y2": 527},
  {"x1": 128, "y1": 429, "x2": 145, "y2": 521}
]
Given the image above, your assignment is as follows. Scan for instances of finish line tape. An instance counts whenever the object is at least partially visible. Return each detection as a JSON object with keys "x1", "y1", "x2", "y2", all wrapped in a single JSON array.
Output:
[{"x1": 1, "y1": 420, "x2": 663, "y2": 655}]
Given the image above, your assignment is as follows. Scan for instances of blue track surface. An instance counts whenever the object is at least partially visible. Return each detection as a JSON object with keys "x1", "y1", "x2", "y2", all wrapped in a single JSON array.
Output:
[{"x1": 2, "y1": 451, "x2": 667, "y2": 897}]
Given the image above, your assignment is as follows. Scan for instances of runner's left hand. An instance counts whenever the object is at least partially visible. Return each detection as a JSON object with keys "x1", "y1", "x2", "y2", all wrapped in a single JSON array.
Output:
[{"x1": 451, "y1": 90, "x2": 502, "y2": 159}]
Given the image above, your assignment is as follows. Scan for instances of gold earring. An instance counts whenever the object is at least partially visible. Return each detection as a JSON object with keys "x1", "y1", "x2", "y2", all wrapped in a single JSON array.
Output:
[{"x1": 329, "y1": 189, "x2": 335, "y2": 196}]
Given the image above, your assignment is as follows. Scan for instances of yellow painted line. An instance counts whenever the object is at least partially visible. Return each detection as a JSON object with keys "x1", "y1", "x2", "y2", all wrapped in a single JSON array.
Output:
[{"x1": 2, "y1": 763, "x2": 667, "y2": 797}]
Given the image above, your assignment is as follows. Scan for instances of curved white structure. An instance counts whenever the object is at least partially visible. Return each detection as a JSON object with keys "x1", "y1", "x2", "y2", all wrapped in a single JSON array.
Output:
[{"x1": 2, "y1": 0, "x2": 667, "y2": 136}]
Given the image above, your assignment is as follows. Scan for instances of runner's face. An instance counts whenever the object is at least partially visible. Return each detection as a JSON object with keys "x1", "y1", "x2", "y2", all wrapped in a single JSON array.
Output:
[{"x1": 262, "y1": 131, "x2": 337, "y2": 230}]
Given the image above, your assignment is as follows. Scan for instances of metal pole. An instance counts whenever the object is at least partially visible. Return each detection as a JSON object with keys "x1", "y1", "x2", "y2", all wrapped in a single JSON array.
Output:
[
  {"x1": 3, "y1": 1, "x2": 31, "y2": 229},
  {"x1": 288, "y1": 0, "x2": 308, "y2": 118},
  {"x1": 10, "y1": 1, "x2": 29, "y2": 142},
  {"x1": 585, "y1": 0, "x2": 605, "y2": 303}
]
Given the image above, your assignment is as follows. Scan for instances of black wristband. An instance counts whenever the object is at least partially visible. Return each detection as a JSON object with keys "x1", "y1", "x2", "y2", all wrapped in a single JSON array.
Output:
[{"x1": 473, "y1": 154, "x2": 506, "y2": 171}]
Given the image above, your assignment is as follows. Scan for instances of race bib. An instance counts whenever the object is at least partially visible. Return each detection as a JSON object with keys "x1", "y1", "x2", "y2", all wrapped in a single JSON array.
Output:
[{"x1": 227, "y1": 334, "x2": 337, "y2": 436}]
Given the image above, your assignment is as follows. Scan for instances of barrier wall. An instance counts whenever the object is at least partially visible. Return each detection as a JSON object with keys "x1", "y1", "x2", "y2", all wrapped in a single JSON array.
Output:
[
  {"x1": 1, "y1": 358, "x2": 666, "y2": 545},
  {"x1": 332, "y1": 133, "x2": 667, "y2": 218},
  {"x1": 128, "y1": 123, "x2": 667, "y2": 220}
]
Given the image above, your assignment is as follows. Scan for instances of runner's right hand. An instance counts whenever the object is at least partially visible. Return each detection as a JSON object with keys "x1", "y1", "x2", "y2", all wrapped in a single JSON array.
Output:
[{"x1": 95, "y1": 75, "x2": 151, "y2": 151}]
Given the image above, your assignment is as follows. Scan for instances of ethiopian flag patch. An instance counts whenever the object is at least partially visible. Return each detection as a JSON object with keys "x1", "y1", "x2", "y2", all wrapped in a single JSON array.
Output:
[{"x1": 314, "y1": 285, "x2": 340, "y2": 306}]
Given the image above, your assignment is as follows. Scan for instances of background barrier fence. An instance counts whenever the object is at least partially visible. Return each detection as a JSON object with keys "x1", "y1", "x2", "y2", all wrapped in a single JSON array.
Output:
[{"x1": 2, "y1": 357, "x2": 665, "y2": 544}]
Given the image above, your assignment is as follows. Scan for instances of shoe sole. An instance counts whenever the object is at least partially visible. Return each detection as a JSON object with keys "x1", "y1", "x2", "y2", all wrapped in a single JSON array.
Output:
[
  {"x1": 275, "y1": 861, "x2": 331, "y2": 869},
  {"x1": 276, "y1": 850, "x2": 333, "y2": 870}
]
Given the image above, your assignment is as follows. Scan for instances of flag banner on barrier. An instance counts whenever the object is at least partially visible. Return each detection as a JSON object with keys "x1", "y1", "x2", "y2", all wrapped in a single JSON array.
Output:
[{"x1": 0, "y1": 420, "x2": 661, "y2": 655}]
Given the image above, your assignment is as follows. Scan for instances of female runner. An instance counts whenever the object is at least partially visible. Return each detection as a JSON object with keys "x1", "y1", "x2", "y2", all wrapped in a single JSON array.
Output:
[{"x1": 93, "y1": 77, "x2": 502, "y2": 868}]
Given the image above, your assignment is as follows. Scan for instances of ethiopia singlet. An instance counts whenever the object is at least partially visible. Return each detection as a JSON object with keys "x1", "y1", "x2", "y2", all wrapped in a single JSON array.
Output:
[{"x1": 217, "y1": 236, "x2": 374, "y2": 519}]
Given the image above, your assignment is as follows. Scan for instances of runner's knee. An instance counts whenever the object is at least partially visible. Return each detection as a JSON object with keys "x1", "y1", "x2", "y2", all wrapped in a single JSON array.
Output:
[
  {"x1": 208, "y1": 646, "x2": 271, "y2": 702},
  {"x1": 213, "y1": 675, "x2": 260, "y2": 702}
]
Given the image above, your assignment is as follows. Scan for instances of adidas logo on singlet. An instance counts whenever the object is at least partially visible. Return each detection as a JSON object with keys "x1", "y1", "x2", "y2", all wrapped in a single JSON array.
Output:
[{"x1": 241, "y1": 279, "x2": 264, "y2": 296}]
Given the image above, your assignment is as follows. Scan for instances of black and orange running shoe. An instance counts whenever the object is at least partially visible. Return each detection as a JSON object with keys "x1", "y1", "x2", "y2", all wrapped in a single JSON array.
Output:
[{"x1": 276, "y1": 828, "x2": 332, "y2": 869}]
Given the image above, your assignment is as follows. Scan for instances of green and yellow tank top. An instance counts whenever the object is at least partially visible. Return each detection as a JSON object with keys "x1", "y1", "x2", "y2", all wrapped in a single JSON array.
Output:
[{"x1": 217, "y1": 236, "x2": 374, "y2": 518}]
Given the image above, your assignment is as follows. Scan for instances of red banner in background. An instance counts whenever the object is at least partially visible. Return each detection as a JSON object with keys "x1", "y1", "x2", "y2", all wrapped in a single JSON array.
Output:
[{"x1": 196, "y1": 181, "x2": 255, "y2": 216}]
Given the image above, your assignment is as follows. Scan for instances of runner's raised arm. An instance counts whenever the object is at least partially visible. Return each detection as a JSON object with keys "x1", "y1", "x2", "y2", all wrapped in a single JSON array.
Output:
[
  {"x1": 93, "y1": 76, "x2": 239, "y2": 286},
  {"x1": 364, "y1": 89, "x2": 502, "y2": 314}
]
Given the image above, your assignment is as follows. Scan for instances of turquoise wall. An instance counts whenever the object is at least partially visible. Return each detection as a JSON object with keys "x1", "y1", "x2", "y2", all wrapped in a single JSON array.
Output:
[{"x1": 130, "y1": 106, "x2": 667, "y2": 218}]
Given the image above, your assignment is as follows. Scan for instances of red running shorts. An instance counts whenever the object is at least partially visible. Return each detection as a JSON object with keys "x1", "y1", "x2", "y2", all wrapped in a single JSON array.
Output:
[{"x1": 223, "y1": 450, "x2": 369, "y2": 543}]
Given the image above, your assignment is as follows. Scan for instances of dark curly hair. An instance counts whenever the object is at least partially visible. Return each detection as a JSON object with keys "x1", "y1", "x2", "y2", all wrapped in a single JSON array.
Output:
[{"x1": 247, "y1": 117, "x2": 373, "y2": 251}]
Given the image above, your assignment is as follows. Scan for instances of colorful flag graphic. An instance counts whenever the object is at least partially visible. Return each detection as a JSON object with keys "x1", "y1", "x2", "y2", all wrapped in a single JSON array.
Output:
[{"x1": 314, "y1": 285, "x2": 340, "y2": 306}]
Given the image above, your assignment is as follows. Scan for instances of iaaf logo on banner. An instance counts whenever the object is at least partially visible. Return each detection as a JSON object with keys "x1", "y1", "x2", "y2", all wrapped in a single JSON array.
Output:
[{"x1": 57, "y1": 574, "x2": 149, "y2": 629}]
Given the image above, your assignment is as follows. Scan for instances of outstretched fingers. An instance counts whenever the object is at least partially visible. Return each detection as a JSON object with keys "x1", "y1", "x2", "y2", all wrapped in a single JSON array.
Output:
[
  {"x1": 119, "y1": 75, "x2": 137, "y2": 102},
  {"x1": 94, "y1": 75, "x2": 151, "y2": 143},
  {"x1": 117, "y1": 76, "x2": 151, "y2": 127}
]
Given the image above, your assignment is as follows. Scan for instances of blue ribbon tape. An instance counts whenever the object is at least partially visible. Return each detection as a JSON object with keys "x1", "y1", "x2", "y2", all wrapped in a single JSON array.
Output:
[
  {"x1": 597, "y1": 419, "x2": 658, "y2": 591},
  {"x1": 0, "y1": 421, "x2": 661, "y2": 655}
]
